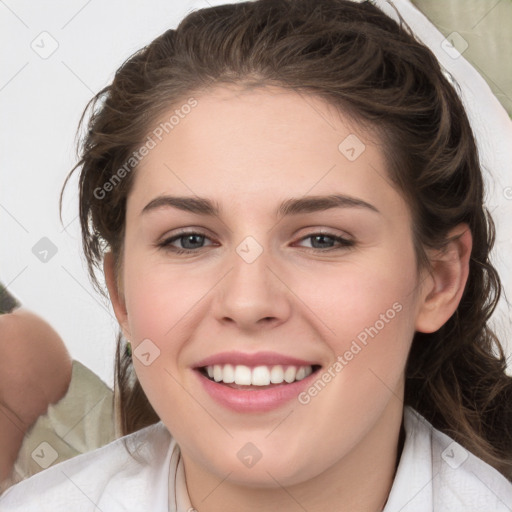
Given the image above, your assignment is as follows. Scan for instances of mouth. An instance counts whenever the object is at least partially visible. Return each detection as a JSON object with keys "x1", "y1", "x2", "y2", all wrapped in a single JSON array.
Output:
[
  {"x1": 194, "y1": 356, "x2": 322, "y2": 413},
  {"x1": 197, "y1": 364, "x2": 322, "y2": 390},
  {"x1": 192, "y1": 351, "x2": 323, "y2": 411}
]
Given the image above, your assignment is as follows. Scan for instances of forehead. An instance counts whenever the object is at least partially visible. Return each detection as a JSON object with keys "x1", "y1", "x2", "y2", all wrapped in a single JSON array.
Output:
[{"x1": 128, "y1": 85, "x2": 402, "y2": 219}]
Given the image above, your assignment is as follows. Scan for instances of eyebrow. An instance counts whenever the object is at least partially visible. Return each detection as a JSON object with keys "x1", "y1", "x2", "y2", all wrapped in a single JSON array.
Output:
[{"x1": 141, "y1": 194, "x2": 380, "y2": 217}]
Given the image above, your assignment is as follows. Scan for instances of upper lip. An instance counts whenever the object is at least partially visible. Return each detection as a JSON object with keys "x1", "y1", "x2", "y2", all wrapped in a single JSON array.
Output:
[{"x1": 194, "y1": 351, "x2": 320, "y2": 369}]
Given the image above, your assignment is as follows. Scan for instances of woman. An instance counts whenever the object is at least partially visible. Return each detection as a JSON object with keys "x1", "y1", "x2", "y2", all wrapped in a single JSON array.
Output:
[{"x1": 1, "y1": 0, "x2": 511, "y2": 510}]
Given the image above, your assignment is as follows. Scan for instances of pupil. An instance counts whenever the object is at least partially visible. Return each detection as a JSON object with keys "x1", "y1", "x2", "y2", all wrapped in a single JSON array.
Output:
[
  {"x1": 183, "y1": 234, "x2": 203, "y2": 249},
  {"x1": 313, "y1": 235, "x2": 332, "y2": 248}
]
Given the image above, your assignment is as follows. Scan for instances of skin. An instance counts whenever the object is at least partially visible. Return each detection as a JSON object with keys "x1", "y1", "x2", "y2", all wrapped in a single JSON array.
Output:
[
  {"x1": 0, "y1": 308, "x2": 72, "y2": 484},
  {"x1": 104, "y1": 85, "x2": 471, "y2": 512}
]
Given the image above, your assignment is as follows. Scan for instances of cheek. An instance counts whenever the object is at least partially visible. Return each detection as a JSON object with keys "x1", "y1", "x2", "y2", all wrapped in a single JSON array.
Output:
[
  {"x1": 121, "y1": 261, "x2": 202, "y2": 424},
  {"x1": 123, "y1": 231, "x2": 419, "y2": 354},
  {"x1": 294, "y1": 250, "x2": 417, "y2": 351},
  {"x1": 123, "y1": 258, "x2": 209, "y2": 341},
  {"x1": 287, "y1": 265, "x2": 417, "y2": 480},
  {"x1": 291, "y1": 241, "x2": 419, "y2": 412}
]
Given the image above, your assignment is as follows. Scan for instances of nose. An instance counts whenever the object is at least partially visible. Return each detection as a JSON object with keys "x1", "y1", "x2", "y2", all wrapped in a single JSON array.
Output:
[{"x1": 212, "y1": 242, "x2": 292, "y2": 332}]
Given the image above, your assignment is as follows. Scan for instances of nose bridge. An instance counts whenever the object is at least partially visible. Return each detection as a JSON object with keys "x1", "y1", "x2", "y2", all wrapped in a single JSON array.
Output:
[
  {"x1": 214, "y1": 234, "x2": 291, "y2": 327},
  {"x1": 232, "y1": 234, "x2": 271, "y2": 290}
]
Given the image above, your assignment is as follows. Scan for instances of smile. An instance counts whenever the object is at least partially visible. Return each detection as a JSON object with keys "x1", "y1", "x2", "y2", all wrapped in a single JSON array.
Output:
[
  {"x1": 193, "y1": 353, "x2": 322, "y2": 412},
  {"x1": 201, "y1": 364, "x2": 317, "y2": 386}
]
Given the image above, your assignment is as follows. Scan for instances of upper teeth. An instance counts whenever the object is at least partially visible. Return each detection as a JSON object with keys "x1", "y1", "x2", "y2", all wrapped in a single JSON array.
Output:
[{"x1": 205, "y1": 364, "x2": 313, "y2": 386}]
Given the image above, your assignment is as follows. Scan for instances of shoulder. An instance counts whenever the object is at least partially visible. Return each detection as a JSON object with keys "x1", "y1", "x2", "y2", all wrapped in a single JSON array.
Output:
[
  {"x1": 425, "y1": 408, "x2": 512, "y2": 510},
  {"x1": 0, "y1": 421, "x2": 175, "y2": 512},
  {"x1": 384, "y1": 406, "x2": 512, "y2": 512}
]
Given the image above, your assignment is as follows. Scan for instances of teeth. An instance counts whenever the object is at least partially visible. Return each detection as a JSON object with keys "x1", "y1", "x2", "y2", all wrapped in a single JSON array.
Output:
[
  {"x1": 234, "y1": 365, "x2": 252, "y2": 385},
  {"x1": 270, "y1": 365, "x2": 284, "y2": 384},
  {"x1": 222, "y1": 364, "x2": 235, "y2": 383},
  {"x1": 284, "y1": 366, "x2": 296, "y2": 383},
  {"x1": 203, "y1": 364, "x2": 314, "y2": 386},
  {"x1": 252, "y1": 366, "x2": 270, "y2": 386},
  {"x1": 295, "y1": 366, "x2": 306, "y2": 380}
]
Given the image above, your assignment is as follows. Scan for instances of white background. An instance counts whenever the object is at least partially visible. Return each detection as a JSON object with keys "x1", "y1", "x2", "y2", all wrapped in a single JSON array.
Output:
[{"x1": 1, "y1": 0, "x2": 511, "y2": 388}]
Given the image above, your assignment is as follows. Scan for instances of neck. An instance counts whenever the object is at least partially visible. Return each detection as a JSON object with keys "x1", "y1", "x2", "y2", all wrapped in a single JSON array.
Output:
[{"x1": 183, "y1": 399, "x2": 406, "y2": 512}]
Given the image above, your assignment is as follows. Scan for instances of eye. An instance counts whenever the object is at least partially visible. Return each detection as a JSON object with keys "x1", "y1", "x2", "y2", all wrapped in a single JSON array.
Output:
[
  {"x1": 295, "y1": 232, "x2": 355, "y2": 251},
  {"x1": 157, "y1": 229, "x2": 354, "y2": 255},
  {"x1": 157, "y1": 231, "x2": 216, "y2": 254}
]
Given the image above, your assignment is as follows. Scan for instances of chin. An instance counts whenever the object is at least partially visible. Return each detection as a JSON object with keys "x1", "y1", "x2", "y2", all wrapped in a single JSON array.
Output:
[{"x1": 198, "y1": 447, "x2": 323, "y2": 489}]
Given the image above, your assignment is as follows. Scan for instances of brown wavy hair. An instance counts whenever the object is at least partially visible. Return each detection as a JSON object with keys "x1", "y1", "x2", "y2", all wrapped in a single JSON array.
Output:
[{"x1": 61, "y1": 0, "x2": 512, "y2": 479}]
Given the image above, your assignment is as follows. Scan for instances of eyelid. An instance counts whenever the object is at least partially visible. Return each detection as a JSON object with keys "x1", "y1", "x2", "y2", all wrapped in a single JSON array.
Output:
[
  {"x1": 157, "y1": 229, "x2": 217, "y2": 250},
  {"x1": 156, "y1": 227, "x2": 355, "y2": 254},
  {"x1": 157, "y1": 226, "x2": 215, "y2": 243},
  {"x1": 158, "y1": 226, "x2": 353, "y2": 242},
  {"x1": 293, "y1": 226, "x2": 354, "y2": 241},
  {"x1": 292, "y1": 232, "x2": 354, "y2": 250}
]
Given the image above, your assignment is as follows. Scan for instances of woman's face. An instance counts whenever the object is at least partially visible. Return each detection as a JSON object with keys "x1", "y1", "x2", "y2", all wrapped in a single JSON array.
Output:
[{"x1": 111, "y1": 85, "x2": 429, "y2": 489}]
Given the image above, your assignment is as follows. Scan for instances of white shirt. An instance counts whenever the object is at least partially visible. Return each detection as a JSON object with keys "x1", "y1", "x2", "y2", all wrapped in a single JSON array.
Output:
[{"x1": 1, "y1": 406, "x2": 511, "y2": 511}]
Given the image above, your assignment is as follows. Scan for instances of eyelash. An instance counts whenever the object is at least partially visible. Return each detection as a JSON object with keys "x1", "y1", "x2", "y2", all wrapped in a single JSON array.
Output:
[{"x1": 157, "y1": 230, "x2": 355, "y2": 255}]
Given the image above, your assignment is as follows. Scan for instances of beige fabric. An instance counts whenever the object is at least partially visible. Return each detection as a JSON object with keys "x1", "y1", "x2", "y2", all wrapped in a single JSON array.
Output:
[
  {"x1": 1, "y1": 360, "x2": 115, "y2": 493},
  {"x1": 411, "y1": 0, "x2": 512, "y2": 117}
]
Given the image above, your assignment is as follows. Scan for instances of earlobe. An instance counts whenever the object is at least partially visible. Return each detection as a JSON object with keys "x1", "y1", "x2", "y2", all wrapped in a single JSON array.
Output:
[
  {"x1": 103, "y1": 251, "x2": 131, "y2": 340},
  {"x1": 415, "y1": 224, "x2": 472, "y2": 333}
]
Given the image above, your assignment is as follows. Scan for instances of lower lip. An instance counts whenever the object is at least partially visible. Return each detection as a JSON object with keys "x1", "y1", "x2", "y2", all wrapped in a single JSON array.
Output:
[{"x1": 194, "y1": 369, "x2": 319, "y2": 412}]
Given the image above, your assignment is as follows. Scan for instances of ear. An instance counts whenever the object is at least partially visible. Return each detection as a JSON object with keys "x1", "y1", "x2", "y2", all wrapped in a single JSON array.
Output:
[
  {"x1": 103, "y1": 251, "x2": 131, "y2": 340},
  {"x1": 415, "y1": 223, "x2": 472, "y2": 333}
]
